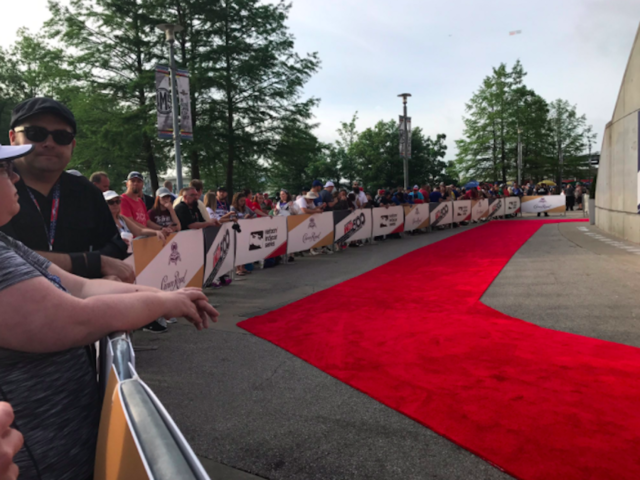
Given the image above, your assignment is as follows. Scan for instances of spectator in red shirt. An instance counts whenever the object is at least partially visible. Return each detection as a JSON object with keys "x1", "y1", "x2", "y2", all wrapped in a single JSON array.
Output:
[
  {"x1": 244, "y1": 188, "x2": 268, "y2": 217},
  {"x1": 120, "y1": 172, "x2": 169, "y2": 233},
  {"x1": 263, "y1": 192, "x2": 273, "y2": 209}
]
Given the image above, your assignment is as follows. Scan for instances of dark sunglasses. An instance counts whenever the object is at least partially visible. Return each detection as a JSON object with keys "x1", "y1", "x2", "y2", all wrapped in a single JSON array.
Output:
[
  {"x1": 14, "y1": 126, "x2": 75, "y2": 146},
  {"x1": 0, "y1": 160, "x2": 15, "y2": 178},
  {"x1": 107, "y1": 198, "x2": 121, "y2": 206}
]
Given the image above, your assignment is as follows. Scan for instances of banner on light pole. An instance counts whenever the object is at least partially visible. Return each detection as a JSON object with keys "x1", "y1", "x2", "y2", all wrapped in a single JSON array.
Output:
[
  {"x1": 155, "y1": 65, "x2": 193, "y2": 141},
  {"x1": 398, "y1": 116, "x2": 412, "y2": 158}
]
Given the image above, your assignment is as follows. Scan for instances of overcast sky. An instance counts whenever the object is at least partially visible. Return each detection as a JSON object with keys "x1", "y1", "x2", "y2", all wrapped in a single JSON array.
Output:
[{"x1": 2, "y1": 0, "x2": 639, "y2": 160}]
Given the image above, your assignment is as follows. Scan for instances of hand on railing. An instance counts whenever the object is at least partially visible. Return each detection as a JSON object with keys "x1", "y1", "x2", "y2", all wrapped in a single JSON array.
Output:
[{"x1": 158, "y1": 288, "x2": 219, "y2": 331}]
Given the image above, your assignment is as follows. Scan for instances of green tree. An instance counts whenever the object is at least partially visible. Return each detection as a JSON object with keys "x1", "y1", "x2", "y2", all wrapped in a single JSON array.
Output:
[
  {"x1": 191, "y1": 0, "x2": 320, "y2": 193},
  {"x1": 47, "y1": 0, "x2": 168, "y2": 190},
  {"x1": 547, "y1": 99, "x2": 595, "y2": 185},
  {"x1": 455, "y1": 61, "x2": 525, "y2": 183}
]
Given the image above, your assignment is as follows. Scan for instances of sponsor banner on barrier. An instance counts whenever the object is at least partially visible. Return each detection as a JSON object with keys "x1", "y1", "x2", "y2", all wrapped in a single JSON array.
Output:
[
  {"x1": 472, "y1": 199, "x2": 490, "y2": 221},
  {"x1": 403, "y1": 205, "x2": 430, "y2": 232},
  {"x1": 203, "y1": 224, "x2": 235, "y2": 287},
  {"x1": 521, "y1": 195, "x2": 565, "y2": 214},
  {"x1": 488, "y1": 198, "x2": 505, "y2": 219},
  {"x1": 133, "y1": 230, "x2": 204, "y2": 290},
  {"x1": 235, "y1": 216, "x2": 287, "y2": 265},
  {"x1": 372, "y1": 206, "x2": 405, "y2": 236},
  {"x1": 505, "y1": 197, "x2": 521, "y2": 215},
  {"x1": 287, "y1": 212, "x2": 334, "y2": 254},
  {"x1": 334, "y1": 209, "x2": 372, "y2": 243},
  {"x1": 430, "y1": 202, "x2": 453, "y2": 227},
  {"x1": 453, "y1": 200, "x2": 472, "y2": 223}
]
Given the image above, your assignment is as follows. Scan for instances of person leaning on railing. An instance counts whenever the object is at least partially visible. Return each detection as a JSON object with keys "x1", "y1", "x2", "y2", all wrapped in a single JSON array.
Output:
[{"x1": 0, "y1": 144, "x2": 219, "y2": 480}]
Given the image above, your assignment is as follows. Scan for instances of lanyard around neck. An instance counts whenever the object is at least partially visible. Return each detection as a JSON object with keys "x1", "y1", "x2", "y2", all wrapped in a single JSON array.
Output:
[{"x1": 27, "y1": 181, "x2": 61, "y2": 251}]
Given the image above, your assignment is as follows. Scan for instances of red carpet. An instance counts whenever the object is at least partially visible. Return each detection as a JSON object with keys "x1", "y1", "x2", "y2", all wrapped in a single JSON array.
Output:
[{"x1": 239, "y1": 220, "x2": 640, "y2": 479}]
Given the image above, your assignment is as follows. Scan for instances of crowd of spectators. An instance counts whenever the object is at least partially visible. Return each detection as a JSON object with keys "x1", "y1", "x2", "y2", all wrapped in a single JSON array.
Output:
[
  {"x1": 0, "y1": 96, "x2": 591, "y2": 480},
  {"x1": 0, "y1": 97, "x2": 218, "y2": 480}
]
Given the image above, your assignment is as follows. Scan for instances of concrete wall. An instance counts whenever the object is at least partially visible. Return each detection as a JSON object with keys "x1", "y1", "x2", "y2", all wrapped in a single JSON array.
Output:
[{"x1": 596, "y1": 23, "x2": 640, "y2": 242}]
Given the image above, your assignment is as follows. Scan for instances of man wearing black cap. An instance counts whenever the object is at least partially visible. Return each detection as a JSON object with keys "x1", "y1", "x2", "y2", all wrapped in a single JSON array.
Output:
[{"x1": 2, "y1": 98, "x2": 134, "y2": 282}]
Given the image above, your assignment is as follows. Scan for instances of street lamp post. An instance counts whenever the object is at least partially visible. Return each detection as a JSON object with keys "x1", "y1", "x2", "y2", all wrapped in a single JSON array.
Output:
[
  {"x1": 517, "y1": 127, "x2": 522, "y2": 186},
  {"x1": 398, "y1": 93, "x2": 411, "y2": 190},
  {"x1": 157, "y1": 23, "x2": 184, "y2": 191}
]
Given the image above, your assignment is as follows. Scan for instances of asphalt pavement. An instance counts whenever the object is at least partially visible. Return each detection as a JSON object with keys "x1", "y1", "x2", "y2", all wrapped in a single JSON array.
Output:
[{"x1": 135, "y1": 214, "x2": 640, "y2": 479}]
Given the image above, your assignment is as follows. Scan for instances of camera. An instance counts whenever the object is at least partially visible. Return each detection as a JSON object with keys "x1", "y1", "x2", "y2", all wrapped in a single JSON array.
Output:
[{"x1": 232, "y1": 222, "x2": 241, "y2": 233}]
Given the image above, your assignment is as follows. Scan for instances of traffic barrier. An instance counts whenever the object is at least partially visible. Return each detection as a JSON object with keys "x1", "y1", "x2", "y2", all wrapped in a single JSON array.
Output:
[
  {"x1": 521, "y1": 195, "x2": 565, "y2": 214},
  {"x1": 287, "y1": 212, "x2": 334, "y2": 254},
  {"x1": 96, "y1": 333, "x2": 209, "y2": 480},
  {"x1": 488, "y1": 198, "x2": 505, "y2": 219},
  {"x1": 129, "y1": 198, "x2": 522, "y2": 290},
  {"x1": 133, "y1": 230, "x2": 204, "y2": 290},
  {"x1": 505, "y1": 197, "x2": 521, "y2": 216},
  {"x1": 472, "y1": 199, "x2": 490, "y2": 221},
  {"x1": 403, "y1": 204, "x2": 430, "y2": 232},
  {"x1": 203, "y1": 224, "x2": 235, "y2": 287},
  {"x1": 453, "y1": 200, "x2": 472, "y2": 223},
  {"x1": 430, "y1": 201, "x2": 453, "y2": 227},
  {"x1": 234, "y1": 216, "x2": 287, "y2": 266},
  {"x1": 372, "y1": 205, "x2": 405, "y2": 236},
  {"x1": 334, "y1": 209, "x2": 373, "y2": 243}
]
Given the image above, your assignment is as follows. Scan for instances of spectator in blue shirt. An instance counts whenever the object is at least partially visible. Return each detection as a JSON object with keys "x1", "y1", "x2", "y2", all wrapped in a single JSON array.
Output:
[
  {"x1": 409, "y1": 185, "x2": 424, "y2": 201},
  {"x1": 429, "y1": 188, "x2": 442, "y2": 203}
]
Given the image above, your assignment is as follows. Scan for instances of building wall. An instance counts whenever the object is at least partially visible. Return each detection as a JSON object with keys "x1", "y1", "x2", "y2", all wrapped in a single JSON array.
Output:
[{"x1": 596, "y1": 24, "x2": 640, "y2": 242}]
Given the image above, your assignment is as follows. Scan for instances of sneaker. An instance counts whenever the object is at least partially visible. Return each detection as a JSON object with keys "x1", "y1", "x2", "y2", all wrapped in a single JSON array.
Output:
[
  {"x1": 310, "y1": 248, "x2": 323, "y2": 256},
  {"x1": 323, "y1": 247, "x2": 334, "y2": 255},
  {"x1": 288, "y1": 256, "x2": 296, "y2": 263},
  {"x1": 166, "y1": 317, "x2": 178, "y2": 324},
  {"x1": 222, "y1": 276, "x2": 233, "y2": 286},
  {"x1": 142, "y1": 320, "x2": 168, "y2": 333},
  {"x1": 210, "y1": 281, "x2": 222, "y2": 288},
  {"x1": 157, "y1": 317, "x2": 167, "y2": 327}
]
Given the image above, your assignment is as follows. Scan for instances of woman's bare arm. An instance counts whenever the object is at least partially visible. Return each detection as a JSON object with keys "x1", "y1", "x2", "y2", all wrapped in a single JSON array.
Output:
[{"x1": 0, "y1": 277, "x2": 217, "y2": 353}]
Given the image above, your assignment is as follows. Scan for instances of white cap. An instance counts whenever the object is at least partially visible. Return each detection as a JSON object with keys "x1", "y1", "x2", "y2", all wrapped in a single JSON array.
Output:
[
  {"x1": 304, "y1": 191, "x2": 319, "y2": 200},
  {"x1": 103, "y1": 190, "x2": 120, "y2": 202},
  {"x1": 66, "y1": 169, "x2": 83, "y2": 177},
  {"x1": 0, "y1": 144, "x2": 33, "y2": 161},
  {"x1": 324, "y1": 181, "x2": 335, "y2": 188}
]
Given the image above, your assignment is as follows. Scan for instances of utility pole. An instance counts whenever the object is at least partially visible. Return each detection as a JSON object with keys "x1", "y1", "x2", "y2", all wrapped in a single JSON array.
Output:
[
  {"x1": 398, "y1": 93, "x2": 411, "y2": 190},
  {"x1": 157, "y1": 23, "x2": 184, "y2": 190},
  {"x1": 517, "y1": 127, "x2": 523, "y2": 186}
]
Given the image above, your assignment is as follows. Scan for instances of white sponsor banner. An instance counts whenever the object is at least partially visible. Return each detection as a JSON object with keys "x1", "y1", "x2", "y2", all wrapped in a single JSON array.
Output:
[
  {"x1": 372, "y1": 206, "x2": 405, "y2": 236},
  {"x1": 521, "y1": 195, "x2": 565, "y2": 213},
  {"x1": 472, "y1": 199, "x2": 490, "y2": 221},
  {"x1": 133, "y1": 230, "x2": 204, "y2": 290},
  {"x1": 235, "y1": 216, "x2": 287, "y2": 266},
  {"x1": 505, "y1": 197, "x2": 521, "y2": 215},
  {"x1": 287, "y1": 212, "x2": 335, "y2": 254},
  {"x1": 453, "y1": 200, "x2": 472, "y2": 223},
  {"x1": 334, "y1": 210, "x2": 372, "y2": 243},
  {"x1": 403, "y1": 204, "x2": 430, "y2": 231},
  {"x1": 176, "y1": 70, "x2": 193, "y2": 140},
  {"x1": 488, "y1": 198, "x2": 505, "y2": 219},
  {"x1": 203, "y1": 223, "x2": 235, "y2": 287},
  {"x1": 430, "y1": 202, "x2": 453, "y2": 227},
  {"x1": 155, "y1": 66, "x2": 173, "y2": 140}
]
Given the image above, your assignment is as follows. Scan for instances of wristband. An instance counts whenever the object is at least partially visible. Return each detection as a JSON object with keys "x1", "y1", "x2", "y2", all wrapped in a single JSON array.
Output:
[
  {"x1": 69, "y1": 253, "x2": 89, "y2": 278},
  {"x1": 86, "y1": 252, "x2": 102, "y2": 279}
]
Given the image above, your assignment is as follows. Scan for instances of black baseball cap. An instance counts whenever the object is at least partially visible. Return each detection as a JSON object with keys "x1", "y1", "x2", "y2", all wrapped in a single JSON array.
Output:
[
  {"x1": 10, "y1": 98, "x2": 77, "y2": 133},
  {"x1": 127, "y1": 171, "x2": 144, "y2": 181},
  {"x1": 217, "y1": 186, "x2": 227, "y2": 192}
]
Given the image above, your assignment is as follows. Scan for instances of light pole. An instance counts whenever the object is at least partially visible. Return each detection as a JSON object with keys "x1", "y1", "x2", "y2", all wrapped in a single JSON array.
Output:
[
  {"x1": 157, "y1": 23, "x2": 184, "y2": 190},
  {"x1": 517, "y1": 127, "x2": 522, "y2": 186},
  {"x1": 398, "y1": 93, "x2": 411, "y2": 190}
]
